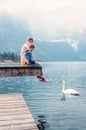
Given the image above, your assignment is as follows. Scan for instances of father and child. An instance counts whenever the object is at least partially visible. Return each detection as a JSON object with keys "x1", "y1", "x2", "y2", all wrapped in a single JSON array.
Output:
[{"x1": 20, "y1": 38, "x2": 50, "y2": 83}]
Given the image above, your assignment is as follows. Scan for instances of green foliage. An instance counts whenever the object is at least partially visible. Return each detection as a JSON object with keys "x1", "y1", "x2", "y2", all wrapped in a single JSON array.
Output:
[{"x1": 0, "y1": 52, "x2": 20, "y2": 62}]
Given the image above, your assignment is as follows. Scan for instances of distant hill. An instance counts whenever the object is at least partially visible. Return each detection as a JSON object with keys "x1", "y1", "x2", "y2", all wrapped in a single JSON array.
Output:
[
  {"x1": 34, "y1": 40, "x2": 79, "y2": 61},
  {"x1": 0, "y1": 15, "x2": 86, "y2": 61},
  {"x1": 0, "y1": 15, "x2": 31, "y2": 53}
]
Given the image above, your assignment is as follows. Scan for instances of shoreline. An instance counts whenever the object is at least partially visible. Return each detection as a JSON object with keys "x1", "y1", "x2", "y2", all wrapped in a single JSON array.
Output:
[{"x1": 0, "y1": 61, "x2": 86, "y2": 65}]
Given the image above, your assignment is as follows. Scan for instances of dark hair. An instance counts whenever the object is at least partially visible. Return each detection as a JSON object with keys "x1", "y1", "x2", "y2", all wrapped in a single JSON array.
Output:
[
  {"x1": 28, "y1": 38, "x2": 34, "y2": 42},
  {"x1": 29, "y1": 44, "x2": 35, "y2": 49}
]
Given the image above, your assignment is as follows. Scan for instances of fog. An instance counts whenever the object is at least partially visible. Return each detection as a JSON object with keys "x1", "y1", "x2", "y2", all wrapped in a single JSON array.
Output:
[{"x1": 0, "y1": 0, "x2": 86, "y2": 36}]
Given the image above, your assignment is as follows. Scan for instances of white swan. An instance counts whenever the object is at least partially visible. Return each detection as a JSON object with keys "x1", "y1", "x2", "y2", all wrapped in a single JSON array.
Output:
[{"x1": 61, "y1": 80, "x2": 80, "y2": 96}]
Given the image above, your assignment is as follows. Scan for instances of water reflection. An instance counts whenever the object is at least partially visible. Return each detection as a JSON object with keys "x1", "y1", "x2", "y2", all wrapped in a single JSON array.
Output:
[
  {"x1": 37, "y1": 115, "x2": 49, "y2": 130},
  {"x1": 61, "y1": 93, "x2": 65, "y2": 101}
]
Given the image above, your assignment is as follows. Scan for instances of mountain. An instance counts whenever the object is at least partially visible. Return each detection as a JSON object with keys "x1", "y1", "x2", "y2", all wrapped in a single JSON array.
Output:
[
  {"x1": 34, "y1": 40, "x2": 79, "y2": 61},
  {"x1": 63, "y1": 29, "x2": 86, "y2": 60},
  {"x1": 0, "y1": 15, "x2": 32, "y2": 53},
  {"x1": 0, "y1": 15, "x2": 86, "y2": 61}
]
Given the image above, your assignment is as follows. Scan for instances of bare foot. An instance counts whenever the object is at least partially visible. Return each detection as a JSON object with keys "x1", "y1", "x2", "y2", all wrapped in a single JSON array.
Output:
[
  {"x1": 42, "y1": 78, "x2": 50, "y2": 83},
  {"x1": 38, "y1": 77, "x2": 50, "y2": 83}
]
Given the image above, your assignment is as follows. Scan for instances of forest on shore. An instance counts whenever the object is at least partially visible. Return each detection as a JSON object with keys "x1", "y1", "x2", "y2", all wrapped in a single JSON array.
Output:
[{"x1": 0, "y1": 52, "x2": 20, "y2": 63}]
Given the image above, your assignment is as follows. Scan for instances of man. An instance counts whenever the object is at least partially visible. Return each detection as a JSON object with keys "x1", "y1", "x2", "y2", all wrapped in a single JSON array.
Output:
[{"x1": 20, "y1": 38, "x2": 34, "y2": 66}]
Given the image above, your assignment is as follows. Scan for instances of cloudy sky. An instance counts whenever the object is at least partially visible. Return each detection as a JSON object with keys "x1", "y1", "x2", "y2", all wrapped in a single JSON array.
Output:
[{"x1": 0, "y1": 0, "x2": 86, "y2": 35}]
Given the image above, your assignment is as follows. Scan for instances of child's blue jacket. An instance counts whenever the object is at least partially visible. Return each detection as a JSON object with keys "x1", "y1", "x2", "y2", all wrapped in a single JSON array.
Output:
[{"x1": 25, "y1": 50, "x2": 36, "y2": 64}]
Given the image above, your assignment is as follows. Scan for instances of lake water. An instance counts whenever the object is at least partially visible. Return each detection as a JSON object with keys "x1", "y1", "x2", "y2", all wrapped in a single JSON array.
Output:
[{"x1": 0, "y1": 62, "x2": 86, "y2": 130}]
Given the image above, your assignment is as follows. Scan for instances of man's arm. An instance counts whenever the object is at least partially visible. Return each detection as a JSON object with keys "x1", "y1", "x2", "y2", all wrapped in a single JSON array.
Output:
[{"x1": 20, "y1": 45, "x2": 29, "y2": 64}]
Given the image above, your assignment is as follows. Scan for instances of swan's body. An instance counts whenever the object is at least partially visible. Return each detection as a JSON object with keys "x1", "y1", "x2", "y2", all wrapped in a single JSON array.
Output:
[
  {"x1": 62, "y1": 80, "x2": 79, "y2": 96},
  {"x1": 63, "y1": 89, "x2": 79, "y2": 95}
]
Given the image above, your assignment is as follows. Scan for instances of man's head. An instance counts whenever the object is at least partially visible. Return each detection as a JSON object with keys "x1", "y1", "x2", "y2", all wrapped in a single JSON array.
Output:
[
  {"x1": 29, "y1": 44, "x2": 35, "y2": 52},
  {"x1": 27, "y1": 38, "x2": 34, "y2": 44}
]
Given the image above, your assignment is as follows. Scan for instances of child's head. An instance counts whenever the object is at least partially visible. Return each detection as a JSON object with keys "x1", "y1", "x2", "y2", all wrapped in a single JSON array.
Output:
[{"x1": 29, "y1": 44, "x2": 35, "y2": 52}]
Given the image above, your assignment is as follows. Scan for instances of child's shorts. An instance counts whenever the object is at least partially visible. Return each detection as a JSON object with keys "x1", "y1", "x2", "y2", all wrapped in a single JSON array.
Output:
[{"x1": 21, "y1": 62, "x2": 26, "y2": 66}]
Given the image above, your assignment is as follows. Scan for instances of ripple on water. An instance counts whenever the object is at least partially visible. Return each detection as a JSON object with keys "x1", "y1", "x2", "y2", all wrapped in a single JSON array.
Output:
[{"x1": 0, "y1": 62, "x2": 86, "y2": 130}]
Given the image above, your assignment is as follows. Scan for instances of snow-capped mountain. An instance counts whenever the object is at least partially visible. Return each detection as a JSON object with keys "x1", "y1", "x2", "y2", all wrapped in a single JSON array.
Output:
[{"x1": 0, "y1": 15, "x2": 86, "y2": 61}]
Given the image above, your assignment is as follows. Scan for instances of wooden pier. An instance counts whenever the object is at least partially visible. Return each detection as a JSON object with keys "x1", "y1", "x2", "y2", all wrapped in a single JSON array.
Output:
[
  {"x1": 0, "y1": 64, "x2": 43, "y2": 77},
  {"x1": 0, "y1": 94, "x2": 38, "y2": 130}
]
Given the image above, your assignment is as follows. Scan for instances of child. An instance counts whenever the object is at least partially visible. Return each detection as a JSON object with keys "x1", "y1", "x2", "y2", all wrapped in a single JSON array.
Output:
[
  {"x1": 25, "y1": 44, "x2": 50, "y2": 83},
  {"x1": 24, "y1": 44, "x2": 36, "y2": 64}
]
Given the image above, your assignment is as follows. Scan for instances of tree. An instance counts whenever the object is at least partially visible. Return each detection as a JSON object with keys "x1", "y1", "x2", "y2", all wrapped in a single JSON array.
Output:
[{"x1": 0, "y1": 52, "x2": 20, "y2": 62}]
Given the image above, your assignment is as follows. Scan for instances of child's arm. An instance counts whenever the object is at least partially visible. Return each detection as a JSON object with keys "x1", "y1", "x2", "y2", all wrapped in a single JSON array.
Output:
[{"x1": 25, "y1": 51, "x2": 36, "y2": 64}]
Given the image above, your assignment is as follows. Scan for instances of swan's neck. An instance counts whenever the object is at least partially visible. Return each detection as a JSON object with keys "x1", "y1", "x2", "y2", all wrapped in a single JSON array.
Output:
[{"x1": 62, "y1": 84, "x2": 65, "y2": 93}]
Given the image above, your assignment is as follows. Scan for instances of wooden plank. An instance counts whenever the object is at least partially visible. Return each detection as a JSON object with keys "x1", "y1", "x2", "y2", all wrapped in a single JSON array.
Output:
[
  {"x1": 0, "y1": 114, "x2": 33, "y2": 121},
  {"x1": 0, "y1": 124, "x2": 38, "y2": 130},
  {"x1": 0, "y1": 94, "x2": 38, "y2": 130},
  {"x1": 0, "y1": 64, "x2": 43, "y2": 77},
  {"x1": 0, "y1": 110, "x2": 30, "y2": 117}
]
